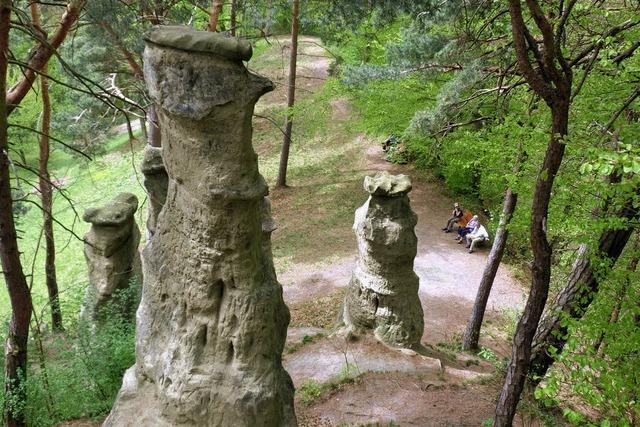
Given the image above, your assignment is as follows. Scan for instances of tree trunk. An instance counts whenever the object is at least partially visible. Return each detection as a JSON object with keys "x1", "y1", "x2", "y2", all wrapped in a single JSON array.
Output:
[
  {"x1": 494, "y1": 99, "x2": 570, "y2": 426},
  {"x1": 208, "y1": 0, "x2": 224, "y2": 32},
  {"x1": 594, "y1": 241, "x2": 639, "y2": 356},
  {"x1": 230, "y1": 0, "x2": 238, "y2": 36},
  {"x1": 463, "y1": 187, "x2": 518, "y2": 351},
  {"x1": 147, "y1": 104, "x2": 161, "y2": 148},
  {"x1": 1, "y1": 1, "x2": 34, "y2": 425},
  {"x1": 100, "y1": 19, "x2": 161, "y2": 148},
  {"x1": 100, "y1": 20, "x2": 143, "y2": 79},
  {"x1": 139, "y1": 115, "x2": 148, "y2": 143},
  {"x1": 240, "y1": 0, "x2": 247, "y2": 37},
  {"x1": 1, "y1": 2, "x2": 83, "y2": 422},
  {"x1": 276, "y1": 0, "x2": 299, "y2": 188},
  {"x1": 31, "y1": 3, "x2": 63, "y2": 331},
  {"x1": 529, "y1": 200, "x2": 639, "y2": 382}
]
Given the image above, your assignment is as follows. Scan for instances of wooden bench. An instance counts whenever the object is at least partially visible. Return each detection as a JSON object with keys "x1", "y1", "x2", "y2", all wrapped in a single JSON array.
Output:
[{"x1": 457, "y1": 210, "x2": 474, "y2": 229}]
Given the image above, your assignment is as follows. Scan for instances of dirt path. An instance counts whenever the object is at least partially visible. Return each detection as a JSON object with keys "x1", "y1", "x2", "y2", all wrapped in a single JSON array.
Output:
[
  {"x1": 254, "y1": 36, "x2": 533, "y2": 426},
  {"x1": 281, "y1": 134, "x2": 529, "y2": 427},
  {"x1": 281, "y1": 142, "x2": 526, "y2": 345}
]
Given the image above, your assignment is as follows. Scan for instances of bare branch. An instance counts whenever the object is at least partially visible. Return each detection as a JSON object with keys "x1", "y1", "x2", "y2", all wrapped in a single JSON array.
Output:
[
  {"x1": 603, "y1": 85, "x2": 640, "y2": 133},
  {"x1": 8, "y1": 123, "x2": 92, "y2": 160},
  {"x1": 7, "y1": 0, "x2": 87, "y2": 114}
]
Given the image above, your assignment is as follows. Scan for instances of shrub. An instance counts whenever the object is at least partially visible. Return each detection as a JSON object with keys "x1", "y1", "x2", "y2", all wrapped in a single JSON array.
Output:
[{"x1": 0, "y1": 283, "x2": 138, "y2": 426}]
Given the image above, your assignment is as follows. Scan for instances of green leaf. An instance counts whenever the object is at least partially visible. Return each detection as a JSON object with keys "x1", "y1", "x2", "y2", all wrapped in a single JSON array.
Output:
[{"x1": 580, "y1": 163, "x2": 594, "y2": 174}]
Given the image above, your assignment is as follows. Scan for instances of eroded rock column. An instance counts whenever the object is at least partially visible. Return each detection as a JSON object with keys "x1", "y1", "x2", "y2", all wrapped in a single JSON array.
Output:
[
  {"x1": 104, "y1": 26, "x2": 296, "y2": 427},
  {"x1": 140, "y1": 145, "x2": 168, "y2": 238},
  {"x1": 343, "y1": 171, "x2": 424, "y2": 349},
  {"x1": 81, "y1": 192, "x2": 141, "y2": 323}
]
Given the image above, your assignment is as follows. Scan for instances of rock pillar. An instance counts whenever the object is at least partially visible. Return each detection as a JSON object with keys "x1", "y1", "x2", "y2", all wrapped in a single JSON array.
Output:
[
  {"x1": 140, "y1": 145, "x2": 168, "y2": 238},
  {"x1": 81, "y1": 192, "x2": 141, "y2": 322},
  {"x1": 104, "y1": 26, "x2": 296, "y2": 427},
  {"x1": 343, "y1": 171, "x2": 424, "y2": 349}
]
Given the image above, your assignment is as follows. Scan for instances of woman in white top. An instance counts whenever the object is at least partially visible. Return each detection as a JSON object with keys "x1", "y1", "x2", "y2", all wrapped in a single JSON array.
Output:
[
  {"x1": 465, "y1": 224, "x2": 489, "y2": 253},
  {"x1": 456, "y1": 215, "x2": 479, "y2": 243}
]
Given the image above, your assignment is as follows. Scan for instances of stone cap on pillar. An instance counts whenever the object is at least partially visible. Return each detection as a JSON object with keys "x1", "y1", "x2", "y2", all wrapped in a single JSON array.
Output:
[
  {"x1": 83, "y1": 193, "x2": 139, "y2": 226},
  {"x1": 143, "y1": 26, "x2": 273, "y2": 121},
  {"x1": 364, "y1": 171, "x2": 412, "y2": 197},
  {"x1": 141, "y1": 145, "x2": 165, "y2": 175},
  {"x1": 144, "y1": 25, "x2": 253, "y2": 61}
]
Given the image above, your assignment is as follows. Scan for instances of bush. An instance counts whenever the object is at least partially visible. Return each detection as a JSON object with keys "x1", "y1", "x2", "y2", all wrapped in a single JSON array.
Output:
[
  {"x1": 535, "y1": 262, "x2": 640, "y2": 425},
  {"x1": 0, "y1": 283, "x2": 138, "y2": 426}
]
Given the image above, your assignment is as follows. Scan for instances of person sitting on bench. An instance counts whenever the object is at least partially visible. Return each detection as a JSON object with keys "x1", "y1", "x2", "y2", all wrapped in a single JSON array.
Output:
[
  {"x1": 456, "y1": 215, "x2": 479, "y2": 243},
  {"x1": 442, "y1": 202, "x2": 464, "y2": 233},
  {"x1": 465, "y1": 224, "x2": 489, "y2": 253}
]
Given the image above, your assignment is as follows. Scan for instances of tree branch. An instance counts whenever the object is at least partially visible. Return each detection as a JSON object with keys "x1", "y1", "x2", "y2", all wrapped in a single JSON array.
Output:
[
  {"x1": 508, "y1": 0, "x2": 556, "y2": 103},
  {"x1": 6, "y1": 0, "x2": 87, "y2": 115},
  {"x1": 570, "y1": 19, "x2": 639, "y2": 67},
  {"x1": 603, "y1": 85, "x2": 640, "y2": 133}
]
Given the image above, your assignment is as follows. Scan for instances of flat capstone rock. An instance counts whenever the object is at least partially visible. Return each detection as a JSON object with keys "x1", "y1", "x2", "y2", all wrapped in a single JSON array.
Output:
[
  {"x1": 143, "y1": 25, "x2": 252, "y2": 61},
  {"x1": 83, "y1": 193, "x2": 139, "y2": 226},
  {"x1": 364, "y1": 171, "x2": 412, "y2": 196}
]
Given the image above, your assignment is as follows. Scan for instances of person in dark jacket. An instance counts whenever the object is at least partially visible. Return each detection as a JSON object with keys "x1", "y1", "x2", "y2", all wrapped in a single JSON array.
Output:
[{"x1": 442, "y1": 202, "x2": 463, "y2": 233}]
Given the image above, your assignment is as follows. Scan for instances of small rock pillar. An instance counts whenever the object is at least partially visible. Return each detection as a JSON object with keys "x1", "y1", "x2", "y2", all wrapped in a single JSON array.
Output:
[
  {"x1": 140, "y1": 145, "x2": 168, "y2": 238},
  {"x1": 343, "y1": 171, "x2": 424, "y2": 348},
  {"x1": 82, "y1": 192, "x2": 141, "y2": 322},
  {"x1": 104, "y1": 26, "x2": 296, "y2": 427}
]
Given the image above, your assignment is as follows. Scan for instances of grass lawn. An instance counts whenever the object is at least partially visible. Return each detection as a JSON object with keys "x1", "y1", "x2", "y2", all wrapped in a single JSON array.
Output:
[{"x1": 1, "y1": 130, "x2": 146, "y2": 326}]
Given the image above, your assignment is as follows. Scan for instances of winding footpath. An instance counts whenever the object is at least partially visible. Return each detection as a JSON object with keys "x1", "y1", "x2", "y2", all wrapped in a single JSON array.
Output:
[{"x1": 269, "y1": 36, "x2": 530, "y2": 427}]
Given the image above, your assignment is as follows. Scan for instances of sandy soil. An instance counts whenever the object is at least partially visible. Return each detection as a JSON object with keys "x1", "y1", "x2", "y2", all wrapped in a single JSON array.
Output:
[{"x1": 298, "y1": 372, "x2": 543, "y2": 427}]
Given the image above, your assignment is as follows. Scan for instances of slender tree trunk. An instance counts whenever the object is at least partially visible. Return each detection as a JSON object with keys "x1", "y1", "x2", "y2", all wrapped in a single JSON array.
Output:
[
  {"x1": 529, "y1": 200, "x2": 639, "y2": 381},
  {"x1": 139, "y1": 116, "x2": 148, "y2": 142},
  {"x1": 39, "y1": 62, "x2": 64, "y2": 333},
  {"x1": 208, "y1": 0, "x2": 224, "y2": 32},
  {"x1": 594, "y1": 241, "x2": 639, "y2": 356},
  {"x1": 100, "y1": 20, "x2": 143, "y2": 78},
  {"x1": 147, "y1": 104, "x2": 161, "y2": 147},
  {"x1": 100, "y1": 19, "x2": 161, "y2": 148},
  {"x1": 494, "y1": 100, "x2": 570, "y2": 426},
  {"x1": 1, "y1": 2, "x2": 83, "y2": 422},
  {"x1": 1, "y1": 1, "x2": 34, "y2": 425},
  {"x1": 240, "y1": 0, "x2": 247, "y2": 37},
  {"x1": 276, "y1": 0, "x2": 299, "y2": 188},
  {"x1": 463, "y1": 148, "x2": 525, "y2": 351},
  {"x1": 495, "y1": 1, "x2": 576, "y2": 421},
  {"x1": 463, "y1": 187, "x2": 518, "y2": 351},
  {"x1": 230, "y1": 0, "x2": 238, "y2": 36},
  {"x1": 31, "y1": 1, "x2": 63, "y2": 332}
]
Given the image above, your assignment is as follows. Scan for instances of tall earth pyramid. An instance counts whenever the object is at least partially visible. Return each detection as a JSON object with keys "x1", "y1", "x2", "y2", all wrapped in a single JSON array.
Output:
[
  {"x1": 104, "y1": 26, "x2": 296, "y2": 427},
  {"x1": 343, "y1": 171, "x2": 424, "y2": 349}
]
